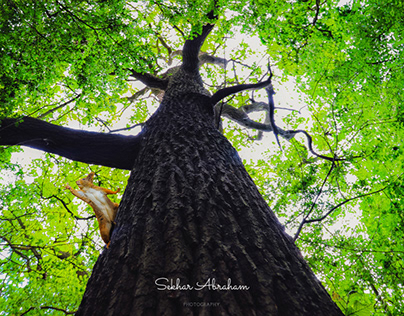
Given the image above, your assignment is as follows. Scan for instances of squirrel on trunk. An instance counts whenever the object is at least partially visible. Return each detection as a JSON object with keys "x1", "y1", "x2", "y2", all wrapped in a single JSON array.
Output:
[{"x1": 65, "y1": 172, "x2": 120, "y2": 248}]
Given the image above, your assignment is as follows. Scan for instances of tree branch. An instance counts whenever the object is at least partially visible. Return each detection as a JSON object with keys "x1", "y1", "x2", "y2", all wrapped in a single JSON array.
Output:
[
  {"x1": 305, "y1": 186, "x2": 388, "y2": 224},
  {"x1": 0, "y1": 117, "x2": 141, "y2": 170},
  {"x1": 170, "y1": 50, "x2": 227, "y2": 69},
  {"x1": 182, "y1": 10, "x2": 217, "y2": 74},
  {"x1": 199, "y1": 52, "x2": 227, "y2": 68},
  {"x1": 217, "y1": 103, "x2": 276, "y2": 132},
  {"x1": 239, "y1": 101, "x2": 268, "y2": 113},
  {"x1": 266, "y1": 84, "x2": 282, "y2": 151},
  {"x1": 40, "y1": 194, "x2": 95, "y2": 220},
  {"x1": 293, "y1": 163, "x2": 335, "y2": 241},
  {"x1": 128, "y1": 69, "x2": 169, "y2": 90},
  {"x1": 217, "y1": 100, "x2": 354, "y2": 162},
  {"x1": 293, "y1": 185, "x2": 389, "y2": 242},
  {"x1": 286, "y1": 129, "x2": 349, "y2": 162},
  {"x1": 211, "y1": 78, "x2": 272, "y2": 105},
  {"x1": 20, "y1": 305, "x2": 76, "y2": 315},
  {"x1": 37, "y1": 94, "x2": 81, "y2": 119}
]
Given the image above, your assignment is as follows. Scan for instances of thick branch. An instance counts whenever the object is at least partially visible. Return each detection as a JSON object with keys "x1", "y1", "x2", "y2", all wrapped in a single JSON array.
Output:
[
  {"x1": 128, "y1": 70, "x2": 169, "y2": 90},
  {"x1": 211, "y1": 78, "x2": 272, "y2": 105},
  {"x1": 182, "y1": 10, "x2": 217, "y2": 74},
  {"x1": 171, "y1": 50, "x2": 227, "y2": 69},
  {"x1": 0, "y1": 117, "x2": 141, "y2": 170}
]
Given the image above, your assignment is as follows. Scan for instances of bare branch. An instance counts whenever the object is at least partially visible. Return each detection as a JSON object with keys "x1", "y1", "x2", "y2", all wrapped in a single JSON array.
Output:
[
  {"x1": 40, "y1": 194, "x2": 95, "y2": 220},
  {"x1": 240, "y1": 101, "x2": 268, "y2": 113},
  {"x1": 216, "y1": 103, "x2": 297, "y2": 139},
  {"x1": 110, "y1": 123, "x2": 144, "y2": 134},
  {"x1": 217, "y1": 101, "x2": 355, "y2": 162},
  {"x1": 157, "y1": 35, "x2": 172, "y2": 62}
]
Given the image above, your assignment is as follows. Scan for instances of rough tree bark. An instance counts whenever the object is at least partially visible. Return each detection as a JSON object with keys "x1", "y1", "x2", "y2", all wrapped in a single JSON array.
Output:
[
  {"x1": 75, "y1": 72, "x2": 343, "y2": 315},
  {"x1": 0, "y1": 15, "x2": 344, "y2": 316}
]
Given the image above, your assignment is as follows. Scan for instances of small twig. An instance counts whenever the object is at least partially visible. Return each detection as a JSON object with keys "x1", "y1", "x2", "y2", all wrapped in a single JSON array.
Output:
[
  {"x1": 41, "y1": 194, "x2": 95, "y2": 221},
  {"x1": 37, "y1": 94, "x2": 81, "y2": 119},
  {"x1": 95, "y1": 118, "x2": 112, "y2": 132},
  {"x1": 294, "y1": 184, "x2": 389, "y2": 241},
  {"x1": 19, "y1": 306, "x2": 76, "y2": 316},
  {"x1": 305, "y1": 186, "x2": 389, "y2": 225},
  {"x1": 109, "y1": 123, "x2": 144, "y2": 133},
  {"x1": 294, "y1": 163, "x2": 335, "y2": 241},
  {"x1": 265, "y1": 63, "x2": 282, "y2": 151}
]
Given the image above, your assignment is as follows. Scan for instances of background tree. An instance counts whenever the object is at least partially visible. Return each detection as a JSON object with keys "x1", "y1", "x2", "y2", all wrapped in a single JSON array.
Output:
[{"x1": 0, "y1": 0, "x2": 403, "y2": 315}]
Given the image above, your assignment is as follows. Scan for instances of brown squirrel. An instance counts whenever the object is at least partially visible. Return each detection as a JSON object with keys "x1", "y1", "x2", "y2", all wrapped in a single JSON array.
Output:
[{"x1": 65, "y1": 172, "x2": 120, "y2": 248}]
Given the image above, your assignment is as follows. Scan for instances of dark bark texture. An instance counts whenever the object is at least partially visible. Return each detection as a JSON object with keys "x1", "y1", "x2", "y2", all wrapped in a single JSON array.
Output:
[{"x1": 76, "y1": 69, "x2": 343, "y2": 315}]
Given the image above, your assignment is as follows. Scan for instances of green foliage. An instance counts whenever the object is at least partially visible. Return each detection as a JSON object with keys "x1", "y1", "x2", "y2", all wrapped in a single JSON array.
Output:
[
  {"x1": 1, "y1": 0, "x2": 404, "y2": 314},
  {"x1": 240, "y1": 1, "x2": 404, "y2": 314}
]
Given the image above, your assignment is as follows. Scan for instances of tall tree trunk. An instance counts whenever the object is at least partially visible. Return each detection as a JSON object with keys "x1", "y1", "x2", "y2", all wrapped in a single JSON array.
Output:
[{"x1": 76, "y1": 72, "x2": 343, "y2": 315}]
